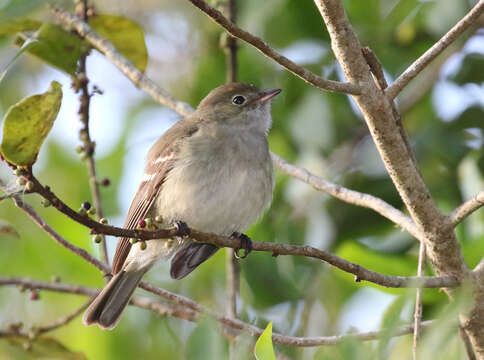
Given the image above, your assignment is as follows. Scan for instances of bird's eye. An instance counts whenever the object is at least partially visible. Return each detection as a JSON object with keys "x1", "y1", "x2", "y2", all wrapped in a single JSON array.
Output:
[{"x1": 232, "y1": 95, "x2": 246, "y2": 105}]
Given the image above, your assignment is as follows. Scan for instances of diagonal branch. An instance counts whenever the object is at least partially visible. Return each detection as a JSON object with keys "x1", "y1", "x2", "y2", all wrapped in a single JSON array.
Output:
[
  {"x1": 0, "y1": 276, "x2": 436, "y2": 347},
  {"x1": 51, "y1": 4, "x2": 360, "y2": 96},
  {"x1": 187, "y1": 0, "x2": 360, "y2": 94},
  {"x1": 0, "y1": 179, "x2": 109, "y2": 275},
  {"x1": 272, "y1": 153, "x2": 421, "y2": 239},
  {"x1": 385, "y1": 0, "x2": 484, "y2": 100},
  {"x1": 50, "y1": 6, "x2": 194, "y2": 117},
  {"x1": 449, "y1": 191, "x2": 484, "y2": 227}
]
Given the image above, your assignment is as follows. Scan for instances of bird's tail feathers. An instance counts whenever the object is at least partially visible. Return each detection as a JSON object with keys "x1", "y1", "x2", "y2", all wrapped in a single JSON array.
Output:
[{"x1": 82, "y1": 269, "x2": 145, "y2": 330}]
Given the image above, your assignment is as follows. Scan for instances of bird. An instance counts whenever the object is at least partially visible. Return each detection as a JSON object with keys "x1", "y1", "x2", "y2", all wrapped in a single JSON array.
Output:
[{"x1": 82, "y1": 82, "x2": 281, "y2": 329}]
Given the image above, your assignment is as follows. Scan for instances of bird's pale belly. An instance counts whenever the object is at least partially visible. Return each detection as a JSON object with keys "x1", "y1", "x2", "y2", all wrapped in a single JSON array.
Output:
[{"x1": 153, "y1": 154, "x2": 273, "y2": 236}]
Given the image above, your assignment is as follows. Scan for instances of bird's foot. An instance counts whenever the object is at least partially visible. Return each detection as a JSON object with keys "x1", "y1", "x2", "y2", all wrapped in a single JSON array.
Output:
[
  {"x1": 173, "y1": 221, "x2": 191, "y2": 237},
  {"x1": 231, "y1": 232, "x2": 252, "y2": 259}
]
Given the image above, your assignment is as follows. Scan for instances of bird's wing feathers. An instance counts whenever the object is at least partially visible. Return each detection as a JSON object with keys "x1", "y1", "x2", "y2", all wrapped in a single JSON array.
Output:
[{"x1": 111, "y1": 119, "x2": 199, "y2": 274}]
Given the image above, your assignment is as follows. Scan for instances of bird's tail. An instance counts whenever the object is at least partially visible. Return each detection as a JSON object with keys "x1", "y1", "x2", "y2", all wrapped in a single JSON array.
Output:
[{"x1": 82, "y1": 269, "x2": 145, "y2": 330}]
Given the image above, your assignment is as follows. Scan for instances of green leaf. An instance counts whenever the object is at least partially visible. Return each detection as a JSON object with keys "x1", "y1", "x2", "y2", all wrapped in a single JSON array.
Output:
[
  {"x1": 254, "y1": 322, "x2": 276, "y2": 360},
  {"x1": 89, "y1": 15, "x2": 148, "y2": 72},
  {"x1": 0, "y1": 81, "x2": 62, "y2": 166},
  {"x1": 0, "y1": 18, "x2": 42, "y2": 36},
  {"x1": 0, "y1": 335, "x2": 86, "y2": 359},
  {"x1": 15, "y1": 24, "x2": 85, "y2": 75}
]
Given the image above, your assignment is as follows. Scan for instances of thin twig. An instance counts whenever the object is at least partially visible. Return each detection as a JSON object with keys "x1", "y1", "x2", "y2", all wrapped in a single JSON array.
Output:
[
  {"x1": 449, "y1": 191, "x2": 484, "y2": 227},
  {"x1": 0, "y1": 276, "x2": 436, "y2": 347},
  {"x1": 413, "y1": 243, "x2": 426, "y2": 360},
  {"x1": 74, "y1": 0, "x2": 109, "y2": 265},
  {"x1": 386, "y1": 0, "x2": 484, "y2": 100},
  {"x1": 35, "y1": 300, "x2": 90, "y2": 334}
]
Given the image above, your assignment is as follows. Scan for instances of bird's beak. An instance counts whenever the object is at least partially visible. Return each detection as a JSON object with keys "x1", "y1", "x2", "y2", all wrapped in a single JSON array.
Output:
[{"x1": 249, "y1": 88, "x2": 282, "y2": 105}]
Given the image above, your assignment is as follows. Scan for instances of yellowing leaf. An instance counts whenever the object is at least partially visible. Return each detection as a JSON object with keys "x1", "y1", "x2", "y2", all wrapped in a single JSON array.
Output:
[
  {"x1": 15, "y1": 23, "x2": 85, "y2": 75},
  {"x1": 255, "y1": 322, "x2": 276, "y2": 360},
  {"x1": 89, "y1": 14, "x2": 148, "y2": 72},
  {"x1": 0, "y1": 81, "x2": 62, "y2": 166}
]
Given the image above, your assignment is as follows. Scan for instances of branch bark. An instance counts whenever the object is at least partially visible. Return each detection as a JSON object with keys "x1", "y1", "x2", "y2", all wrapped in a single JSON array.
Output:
[{"x1": 450, "y1": 191, "x2": 484, "y2": 227}]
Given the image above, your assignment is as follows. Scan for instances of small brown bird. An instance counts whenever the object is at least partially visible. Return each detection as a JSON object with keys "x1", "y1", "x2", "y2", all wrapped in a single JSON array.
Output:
[{"x1": 83, "y1": 83, "x2": 281, "y2": 329}]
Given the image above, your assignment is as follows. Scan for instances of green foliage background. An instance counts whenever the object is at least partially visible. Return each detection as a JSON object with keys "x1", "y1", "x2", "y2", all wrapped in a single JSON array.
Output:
[{"x1": 0, "y1": 0, "x2": 483, "y2": 359}]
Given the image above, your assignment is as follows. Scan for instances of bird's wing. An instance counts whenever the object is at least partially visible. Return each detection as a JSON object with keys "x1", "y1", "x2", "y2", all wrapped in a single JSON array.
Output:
[{"x1": 111, "y1": 119, "x2": 199, "y2": 274}]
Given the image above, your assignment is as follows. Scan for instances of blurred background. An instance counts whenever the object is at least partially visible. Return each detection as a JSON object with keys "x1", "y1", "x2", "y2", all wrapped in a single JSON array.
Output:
[{"x1": 0, "y1": 0, "x2": 483, "y2": 358}]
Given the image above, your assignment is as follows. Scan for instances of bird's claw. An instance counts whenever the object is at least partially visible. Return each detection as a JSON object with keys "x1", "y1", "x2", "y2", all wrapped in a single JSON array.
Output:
[
  {"x1": 231, "y1": 232, "x2": 252, "y2": 259},
  {"x1": 174, "y1": 221, "x2": 191, "y2": 237}
]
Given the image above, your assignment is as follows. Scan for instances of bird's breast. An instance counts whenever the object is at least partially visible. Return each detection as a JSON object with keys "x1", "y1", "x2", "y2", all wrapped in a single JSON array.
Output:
[{"x1": 153, "y1": 131, "x2": 273, "y2": 235}]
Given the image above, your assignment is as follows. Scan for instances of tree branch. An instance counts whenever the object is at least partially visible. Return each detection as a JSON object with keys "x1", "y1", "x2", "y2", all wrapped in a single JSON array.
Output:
[
  {"x1": 9, "y1": 173, "x2": 457, "y2": 289},
  {"x1": 0, "y1": 276, "x2": 436, "y2": 347},
  {"x1": 51, "y1": 4, "x2": 360, "y2": 96},
  {"x1": 50, "y1": 6, "x2": 194, "y2": 117},
  {"x1": 385, "y1": 1, "x2": 484, "y2": 100},
  {"x1": 74, "y1": 0, "x2": 109, "y2": 265},
  {"x1": 0, "y1": 179, "x2": 110, "y2": 275},
  {"x1": 312, "y1": 0, "x2": 483, "y2": 355},
  {"x1": 271, "y1": 153, "x2": 421, "y2": 239},
  {"x1": 449, "y1": 191, "x2": 484, "y2": 227}
]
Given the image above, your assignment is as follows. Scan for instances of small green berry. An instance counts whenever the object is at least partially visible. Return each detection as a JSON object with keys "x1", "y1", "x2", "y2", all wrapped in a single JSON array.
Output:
[
  {"x1": 145, "y1": 218, "x2": 152, "y2": 228},
  {"x1": 139, "y1": 241, "x2": 147, "y2": 250},
  {"x1": 87, "y1": 208, "x2": 96, "y2": 215},
  {"x1": 129, "y1": 238, "x2": 138, "y2": 244},
  {"x1": 25, "y1": 181, "x2": 34, "y2": 191},
  {"x1": 79, "y1": 207, "x2": 87, "y2": 216},
  {"x1": 14, "y1": 168, "x2": 22, "y2": 176},
  {"x1": 75, "y1": 145, "x2": 84, "y2": 153},
  {"x1": 41, "y1": 199, "x2": 51, "y2": 207},
  {"x1": 93, "y1": 234, "x2": 102, "y2": 243},
  {"x1": 154, "y1": 215, "x2": 163, "y2": 223},
  {"x1": 100, "y1": 218, "x2": 108, "y2": 224}
]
